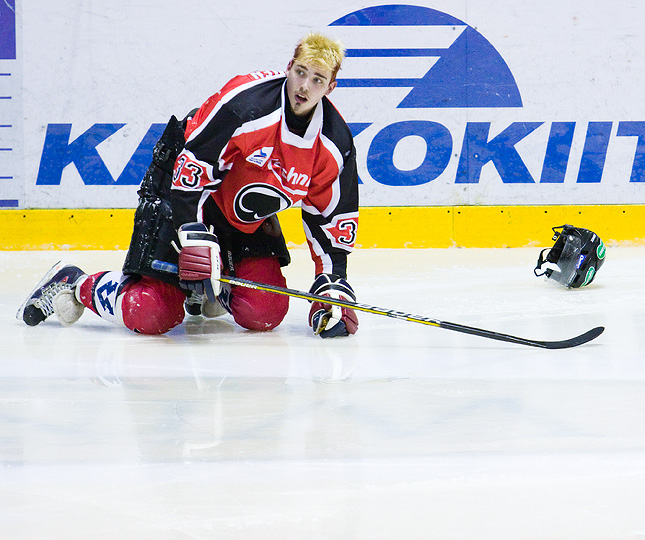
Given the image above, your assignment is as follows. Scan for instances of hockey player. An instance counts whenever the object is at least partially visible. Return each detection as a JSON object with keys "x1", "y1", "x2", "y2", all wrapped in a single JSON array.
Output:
[{"x1": 18, "y1": 32, "x2": 359, "y2": 338}]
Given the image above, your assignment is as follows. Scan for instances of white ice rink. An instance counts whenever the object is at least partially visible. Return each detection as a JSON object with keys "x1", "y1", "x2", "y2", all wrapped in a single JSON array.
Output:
[{"x1": 2, "y1": 246, "x2": 645, "y2": 539}]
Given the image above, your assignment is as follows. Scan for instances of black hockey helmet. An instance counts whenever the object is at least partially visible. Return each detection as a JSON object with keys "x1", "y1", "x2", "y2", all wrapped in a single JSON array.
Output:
[{"x1": 534, "y1": 225, "x2": 606, "y2": 288}]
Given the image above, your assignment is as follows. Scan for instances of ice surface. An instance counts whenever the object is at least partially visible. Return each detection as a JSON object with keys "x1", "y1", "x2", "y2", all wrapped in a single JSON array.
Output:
[{"x1": 1, "y1": 247, "x2": 644, "y2": 539}]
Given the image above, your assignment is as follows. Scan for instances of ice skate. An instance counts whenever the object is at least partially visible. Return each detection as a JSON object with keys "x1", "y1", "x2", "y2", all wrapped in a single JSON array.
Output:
[
  {"x1": 184, "y1": 291, "x2": 204, "y2": 316},
  {"x1": 202, "y1": 296, "x2": 227, "y2": 318},
  {"x1": 184, "y1": 291, "x2": 227, "y2": 318},
  {"x1": 17, "y1": 261, "x2": 87, "y2": 326}
]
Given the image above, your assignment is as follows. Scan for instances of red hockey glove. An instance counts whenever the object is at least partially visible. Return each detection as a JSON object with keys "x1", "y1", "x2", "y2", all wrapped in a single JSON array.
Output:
[
  {"x1": 177, "y1": 223, "x2": 221, "y2": 303},
  {"x1": 308, "y1": 274, "x2": 359, "y2": 338}
]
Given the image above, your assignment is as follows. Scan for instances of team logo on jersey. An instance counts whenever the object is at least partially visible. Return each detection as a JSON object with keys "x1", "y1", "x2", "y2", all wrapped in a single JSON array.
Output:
[
  {"x1": 329, "y1": 5, "x2": 521, "y2": 109},
  {"x1": 233, "y1": 183, "x2": 292, "y2": 223},
  {"x1": 246, "y1": 147, "x2": 274, "y2": 167}
]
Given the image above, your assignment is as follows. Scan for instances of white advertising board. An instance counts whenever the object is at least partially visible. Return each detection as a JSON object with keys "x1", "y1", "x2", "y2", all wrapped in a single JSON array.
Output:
[{"x1": 2, "y1": 0, "x2": 645, "y2": 208}]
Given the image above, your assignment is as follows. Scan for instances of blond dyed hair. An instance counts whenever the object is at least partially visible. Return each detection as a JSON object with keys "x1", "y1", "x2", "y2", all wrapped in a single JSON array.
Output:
[{"x1": 292, "y1": 32, "x2": 346, "y2": 81}]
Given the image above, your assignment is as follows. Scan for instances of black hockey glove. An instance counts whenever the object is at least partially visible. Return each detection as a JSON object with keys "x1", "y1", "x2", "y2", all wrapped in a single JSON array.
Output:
[{"x1": 308, "y1": 273, "x2": 359, "y2": 338}]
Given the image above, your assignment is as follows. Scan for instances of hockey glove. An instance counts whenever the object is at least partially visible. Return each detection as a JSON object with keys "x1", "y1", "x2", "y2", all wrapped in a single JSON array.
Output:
[
  {"x1": 308, "y1": 273, "x2": 359, "y2": 338},
  {"x1": 177, "y1": 223, "x2": 221, "y2": 303}
]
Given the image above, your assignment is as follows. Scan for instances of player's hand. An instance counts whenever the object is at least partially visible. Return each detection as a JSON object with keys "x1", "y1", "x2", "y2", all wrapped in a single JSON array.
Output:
[
  {"x1": 308, "y1": 274, "x2": 359, "y2": 338},
  {"x1": 177, "y1": 223, "x2": 221, "y2": 302}
]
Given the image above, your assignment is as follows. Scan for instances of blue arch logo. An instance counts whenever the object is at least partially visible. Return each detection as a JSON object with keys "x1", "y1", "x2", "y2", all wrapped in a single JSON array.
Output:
[
  {"x1": 33, "y1": 5, "x2": 645, "y2": 193},
  {"x1": 330, "y1": 4, "x2": 522, "y2": 109}
]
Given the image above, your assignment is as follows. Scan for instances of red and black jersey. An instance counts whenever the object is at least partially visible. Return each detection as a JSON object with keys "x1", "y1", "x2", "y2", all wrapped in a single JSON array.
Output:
[{"x1": 171, "y1": 70, "x2": 359, "y2": 278}]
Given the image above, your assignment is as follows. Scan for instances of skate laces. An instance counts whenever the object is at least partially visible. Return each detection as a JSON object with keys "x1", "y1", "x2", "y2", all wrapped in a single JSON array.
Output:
[
  {"x1": 185, "y1": 291, "x2": 204, "y2": 305},
  {"x1": 33, "y1": 282, "x2": 76, "y2": 317}
]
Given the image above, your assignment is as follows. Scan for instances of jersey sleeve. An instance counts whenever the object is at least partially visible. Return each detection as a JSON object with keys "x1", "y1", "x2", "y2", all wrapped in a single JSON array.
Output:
[
  {"x1": 170, "y1": 99, "x2": 242, "y2": 228},
  {"x1": 301, "y1": 127, "x2": 359, "y2": 279}
]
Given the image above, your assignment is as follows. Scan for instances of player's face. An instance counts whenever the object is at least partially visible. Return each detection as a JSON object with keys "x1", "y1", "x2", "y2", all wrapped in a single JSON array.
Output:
[{"x1": 285, "y1": 61, "x2": 337, "y2": 118}]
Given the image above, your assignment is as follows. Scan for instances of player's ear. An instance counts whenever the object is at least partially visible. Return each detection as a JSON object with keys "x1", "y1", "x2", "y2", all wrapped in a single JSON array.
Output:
[
  {"x1": 286, "y1": 60, "x2": 294, "y2": 71},
  {"x1": 326, "y1": 80, "x2": 337, "y2": 95}
]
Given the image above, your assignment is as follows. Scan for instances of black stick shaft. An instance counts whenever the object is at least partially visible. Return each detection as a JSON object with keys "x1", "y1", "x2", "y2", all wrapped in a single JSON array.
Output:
[{"x1": 219, "y1": 276, "x2": 604, "y2": 349}]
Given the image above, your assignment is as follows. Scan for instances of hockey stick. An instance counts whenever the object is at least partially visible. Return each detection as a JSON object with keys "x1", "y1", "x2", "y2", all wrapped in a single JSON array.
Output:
[
  {"x1": 152, "y1": 259, "x2": 603, "y2": 348},
  {"x1": 218, "y1": 275, "x2": 604, "y2": 349}
]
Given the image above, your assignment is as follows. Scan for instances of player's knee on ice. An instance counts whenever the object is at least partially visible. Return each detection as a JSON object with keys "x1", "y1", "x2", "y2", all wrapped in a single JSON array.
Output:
[
  {"x1": 79, "y1": 274, "x2": 185, "y2": 335},
  {"x1": 119, "y1": 277, "x2": 186, "y2": 334},
  {"x1": 229, "y1": 257, "x2": 289, "y2": 331}
]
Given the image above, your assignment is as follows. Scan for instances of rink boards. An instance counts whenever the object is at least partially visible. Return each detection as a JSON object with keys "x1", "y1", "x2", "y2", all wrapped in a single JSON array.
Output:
[{"x1": 1, "y1": 204, "x2": 643, "y2": 250}]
